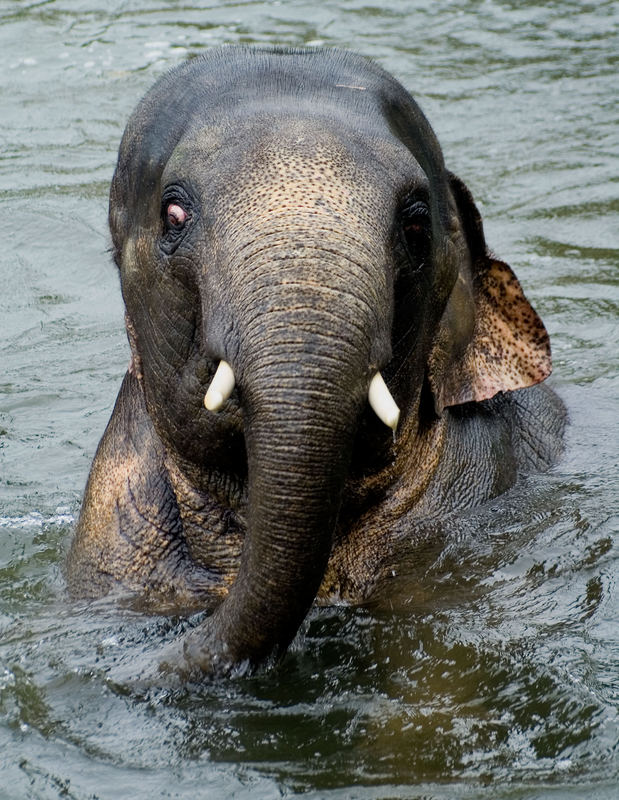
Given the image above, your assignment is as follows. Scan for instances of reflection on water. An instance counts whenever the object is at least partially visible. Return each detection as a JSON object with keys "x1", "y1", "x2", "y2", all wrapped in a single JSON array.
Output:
[{"x1": 1, "y1": 1, "x2": 617, "y2": 798}]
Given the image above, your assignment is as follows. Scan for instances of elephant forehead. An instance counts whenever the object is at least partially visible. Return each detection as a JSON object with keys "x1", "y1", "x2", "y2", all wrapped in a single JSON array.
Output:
[
  {"x1": 234, "y1": 143, "x2": 378, "y2": 222},
  {"x1": 199, "y1": 119, "x2": 415, "y2": 235}
]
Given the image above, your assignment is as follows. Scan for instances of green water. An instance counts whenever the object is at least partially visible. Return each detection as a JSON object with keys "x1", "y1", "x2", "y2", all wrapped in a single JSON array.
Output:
[{"x1": 0, "y1": 1, "x2": 617, "y2": 798}]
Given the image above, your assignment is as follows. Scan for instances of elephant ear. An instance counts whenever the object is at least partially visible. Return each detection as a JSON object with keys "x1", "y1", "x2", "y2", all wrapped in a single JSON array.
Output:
[{"x1": 428, "y1": 173, "x2": 552, "y2": 413}]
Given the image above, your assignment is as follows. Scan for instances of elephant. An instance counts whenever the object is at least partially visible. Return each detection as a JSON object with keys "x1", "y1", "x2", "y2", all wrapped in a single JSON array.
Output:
[{"x1": 66, "y1": 46, "x2": 565, "y2": 678}]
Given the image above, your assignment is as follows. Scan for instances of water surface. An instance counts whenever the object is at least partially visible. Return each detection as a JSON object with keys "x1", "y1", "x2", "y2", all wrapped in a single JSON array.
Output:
[{"x1": 1, "y1": 1, "x2": 617, "y2": 798}]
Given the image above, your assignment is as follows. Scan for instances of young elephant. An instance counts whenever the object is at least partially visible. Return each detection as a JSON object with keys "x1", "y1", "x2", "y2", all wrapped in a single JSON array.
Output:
[{"x1": 67, "y1": 46, "x2": 565, "y2": 677}]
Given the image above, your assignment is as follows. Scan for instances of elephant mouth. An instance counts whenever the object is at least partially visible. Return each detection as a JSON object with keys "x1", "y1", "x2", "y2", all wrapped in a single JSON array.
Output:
[{"x1": 189, "y1": 355, "x2": 403, "y2": 516}]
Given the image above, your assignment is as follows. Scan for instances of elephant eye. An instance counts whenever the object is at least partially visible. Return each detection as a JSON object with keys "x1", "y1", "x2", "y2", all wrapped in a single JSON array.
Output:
[
  {"x1": 159, "y1": 187, "x2": 194, "y2": 254},
  {"x1": 402, "y1": 199, "x2": 429, "y2": 232},
  {"x1": 399, "y1": 198, "x2": 431, "y2": 269},
  {"x1": 166, "y1": 203, "x2": 188, "y2": 229}
]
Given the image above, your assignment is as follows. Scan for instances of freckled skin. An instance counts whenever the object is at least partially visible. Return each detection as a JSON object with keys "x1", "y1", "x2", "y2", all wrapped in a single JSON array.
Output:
[{"x1": 66, "y1": 47, "x2": 566, "y2": 676}]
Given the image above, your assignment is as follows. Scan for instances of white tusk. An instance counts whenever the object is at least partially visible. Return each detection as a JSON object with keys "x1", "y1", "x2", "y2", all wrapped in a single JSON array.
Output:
[
  {"x1": 368, "y1": 372, "x2": 400, "y2": 431},
  {"x1": 204, "y1": 360, "x2": 235, "y2": 412}
]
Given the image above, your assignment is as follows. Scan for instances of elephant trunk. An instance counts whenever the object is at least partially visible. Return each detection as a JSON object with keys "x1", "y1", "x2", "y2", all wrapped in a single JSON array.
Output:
[
  {"x1": 178, "y1": 267, "x2": 383, "y2": 675},
  {"x1": 215, "y1": 384, "x2": 355, "y2": 666}
]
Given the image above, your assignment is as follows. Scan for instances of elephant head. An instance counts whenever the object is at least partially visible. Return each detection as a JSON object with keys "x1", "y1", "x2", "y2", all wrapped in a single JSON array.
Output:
[{"x1": 105, "y1": 47, "x2": 551, "y2": 675}]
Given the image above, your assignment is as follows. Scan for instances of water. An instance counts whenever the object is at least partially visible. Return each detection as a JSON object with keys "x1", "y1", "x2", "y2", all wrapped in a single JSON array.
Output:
[{"x1": 0, "y1": 1, "x2": 617, "y2": 797}]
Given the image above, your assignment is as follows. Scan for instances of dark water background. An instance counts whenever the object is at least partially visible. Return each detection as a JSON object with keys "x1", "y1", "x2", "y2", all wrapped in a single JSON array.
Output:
[{"x1": 1, "y1": 1, "x2": 617, "y2": 798}]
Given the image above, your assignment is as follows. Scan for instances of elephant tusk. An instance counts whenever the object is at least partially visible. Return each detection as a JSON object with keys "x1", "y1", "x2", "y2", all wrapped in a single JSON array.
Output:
[
  {"x1": 204, "y1": 360, "x2": 235, "y2": 412},
  {"x1": 368, "y1": 372, "x2": 400, "y2": 431}
]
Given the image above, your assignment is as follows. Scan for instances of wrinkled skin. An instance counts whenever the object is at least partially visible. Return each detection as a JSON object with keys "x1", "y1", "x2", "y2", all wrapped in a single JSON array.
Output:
[{"x1": 67, "y1": 47, "x2": 565, "y2": 677}]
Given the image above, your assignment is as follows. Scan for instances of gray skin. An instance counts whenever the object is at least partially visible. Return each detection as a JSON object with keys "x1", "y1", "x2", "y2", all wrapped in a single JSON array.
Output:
[{"x1": 66, "y1": 47, "x2": 565, "y2": 678}]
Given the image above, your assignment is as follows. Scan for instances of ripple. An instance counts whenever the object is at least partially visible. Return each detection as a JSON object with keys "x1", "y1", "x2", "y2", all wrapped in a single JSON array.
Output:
[{"x1": 0, "y1": 509, "x2": 75, "y2": 530}]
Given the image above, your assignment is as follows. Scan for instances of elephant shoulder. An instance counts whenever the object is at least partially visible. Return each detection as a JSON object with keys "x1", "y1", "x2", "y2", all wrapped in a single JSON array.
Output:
[{"x1": 66, "y1": 373, "x2": 193, "y2": 601}]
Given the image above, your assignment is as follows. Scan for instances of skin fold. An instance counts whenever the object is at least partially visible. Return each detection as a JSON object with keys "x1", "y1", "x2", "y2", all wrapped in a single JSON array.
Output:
[{"x1": 66, "y1": 46, "x2": 566, "y2": 677}]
